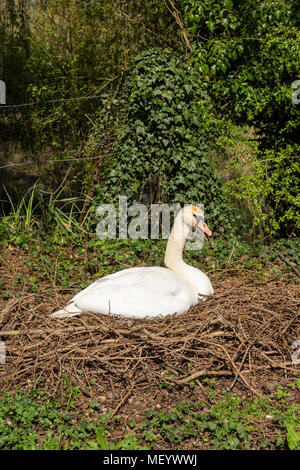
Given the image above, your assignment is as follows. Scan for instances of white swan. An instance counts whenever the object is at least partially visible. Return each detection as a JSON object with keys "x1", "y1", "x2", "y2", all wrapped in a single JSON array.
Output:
[{"x1": 51, "y1": 205, "x2": 213, "y2": 319}]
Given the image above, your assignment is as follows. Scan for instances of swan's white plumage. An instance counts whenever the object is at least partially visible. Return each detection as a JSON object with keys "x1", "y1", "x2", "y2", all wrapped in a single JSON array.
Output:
[
  {"x1": 51, "y1": 205, "x2": 214, "y2": 320},
  {"x1": 52, "y1": 267, "x2": 197, "y2": 319}
]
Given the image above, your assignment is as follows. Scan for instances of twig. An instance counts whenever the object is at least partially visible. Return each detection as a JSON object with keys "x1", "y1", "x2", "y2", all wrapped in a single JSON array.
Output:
[
  {"x1": 163, "y1": 0, "x2": 193, "y2": 52},
  {"x1": 228, "y1": 236, "x2": 236, "y2": 263},
  {"x1": 277, "y1": 252, "x2": 300, "y2": 277},
  {"x1": 0, "y1": 294, "x2": 36, "y2": 323},
  {"x1": 109, "y1": 386, "x2": 134, "y2": 419}
]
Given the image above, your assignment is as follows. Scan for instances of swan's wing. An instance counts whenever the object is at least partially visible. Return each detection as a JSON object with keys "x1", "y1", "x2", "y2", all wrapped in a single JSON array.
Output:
[
  {"x1": 71, "y1": 267, "x2": 161, "y2": 302},
  {"x1": 51, "y1": 267, "x2": 194, "y2": 319}
]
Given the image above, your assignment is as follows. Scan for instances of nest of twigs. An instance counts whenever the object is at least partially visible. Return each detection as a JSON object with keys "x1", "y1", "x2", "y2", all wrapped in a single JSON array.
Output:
[{"x1": 0, "y1": 273, "x2": 299, "y2": 406}]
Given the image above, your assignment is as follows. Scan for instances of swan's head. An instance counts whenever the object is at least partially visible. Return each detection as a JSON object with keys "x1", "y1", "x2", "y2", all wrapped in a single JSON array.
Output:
[{"x1": 181, "y1": 205, "x2": 212, "y2": 240}]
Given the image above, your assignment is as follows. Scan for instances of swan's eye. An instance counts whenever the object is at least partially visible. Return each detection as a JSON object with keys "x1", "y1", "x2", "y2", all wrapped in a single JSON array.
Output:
[
  {"x1": 193, "y1": 214, "x2": 204, "y2": 223},
  {"x1": 193, "y1": 214, "x2": 199, "y2": 224}
]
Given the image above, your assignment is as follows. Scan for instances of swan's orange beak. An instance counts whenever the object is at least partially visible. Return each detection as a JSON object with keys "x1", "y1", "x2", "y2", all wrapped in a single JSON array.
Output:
[{"x1": 196, "y1": 219, "x2": 212, "y2": 240}]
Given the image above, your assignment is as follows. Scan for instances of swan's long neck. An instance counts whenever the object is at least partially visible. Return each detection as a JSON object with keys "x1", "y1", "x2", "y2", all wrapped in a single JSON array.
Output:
[
  {"x1": 164, "y1": 208, "x2": 213, "y2": 300},
  {"x1": 164, "y1": 214, "x2": 190, "y2": 274}
]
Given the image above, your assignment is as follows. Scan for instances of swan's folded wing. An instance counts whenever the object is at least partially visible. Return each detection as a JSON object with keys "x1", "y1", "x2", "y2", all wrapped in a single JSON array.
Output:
[{"x1": 51, "y1": 267, "x2": 196, "y2": 319}]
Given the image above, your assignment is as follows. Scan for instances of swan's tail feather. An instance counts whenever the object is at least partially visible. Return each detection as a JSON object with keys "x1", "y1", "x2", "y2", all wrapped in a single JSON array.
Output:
[{"x1": 50, "y1": 302, "x2": 83, "y2": 319}]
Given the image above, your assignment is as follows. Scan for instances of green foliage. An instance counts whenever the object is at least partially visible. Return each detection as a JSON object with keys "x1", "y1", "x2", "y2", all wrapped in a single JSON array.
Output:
[
  {"x1": 25, "y1": 0, "x2": 109, "y2": 150},
  {"x1": 85, "y1": 429, "x2": 148, "y2": 450},
  {"x1": 0, "y1": 1, "x2": 30, "y2": 143},
  {"x1": 1, "y1": 0, "x2": 299, "y2": 239},
  {"x1": 0, "y1": 374, "x2": 299, "y2": 450},
  {"x1": 95, "y1": 48, "x2": 234, "y2": 232},
  {"x1": 0, "y1": 183, "x2": 96, "y2": 239},
  {"x1": 140, "y1": 387, "x2": 300, "y2": 450},
  {"x1": 213, "y1": 121, "x2": 300, "y2": 235},
  {"x1": 183, "y1": 0, "x2": 299, "y2": 140},
  {"x1": 179, "y1": 0, "x2": 300, "y2": 236},
  {"x1": 286, "y1": 424, "x2": 300, "y2": 450},
  {"x1": 1, "y1": 0, "x2": 173, "y2": 151},
  {"x1": 0, "y1": 388, "x2": 80, "y2": 450},
  {"x1": 0, "y1": 388, "x2": 145, "y2": 450}
]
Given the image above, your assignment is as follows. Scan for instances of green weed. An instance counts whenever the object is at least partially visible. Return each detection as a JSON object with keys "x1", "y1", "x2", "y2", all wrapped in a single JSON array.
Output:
[{"x1": 0, "y1": 388, "x2": 145, "y2": 450}]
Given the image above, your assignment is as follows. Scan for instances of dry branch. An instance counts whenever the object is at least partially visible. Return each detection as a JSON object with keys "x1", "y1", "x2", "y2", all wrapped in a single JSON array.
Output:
[{"x1": 277, "y1": 252, "x2": 300, "y2": 277}]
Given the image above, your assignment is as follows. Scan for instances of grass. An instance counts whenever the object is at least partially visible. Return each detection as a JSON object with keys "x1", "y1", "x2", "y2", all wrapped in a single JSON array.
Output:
[{"x1": 0, "y1": 379, "x2": 299, "y2": 450}]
